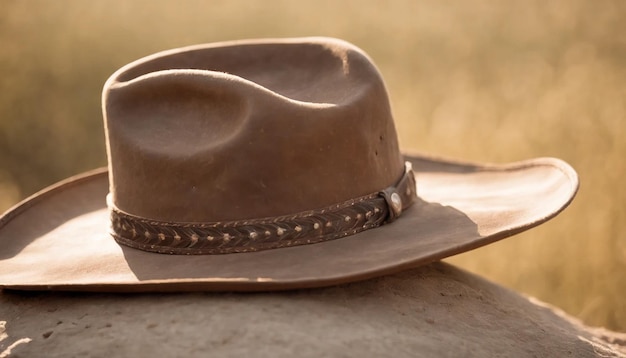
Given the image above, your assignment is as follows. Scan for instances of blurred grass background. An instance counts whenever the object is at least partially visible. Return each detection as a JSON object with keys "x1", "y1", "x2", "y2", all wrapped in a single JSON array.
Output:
[{"x1": 0, "y1": 0, "x2": 624, "y2": 330}]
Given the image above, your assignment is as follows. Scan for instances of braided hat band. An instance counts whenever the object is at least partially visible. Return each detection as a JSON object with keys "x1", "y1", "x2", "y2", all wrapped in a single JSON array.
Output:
[{"x1": 110, "y1": 162, "x2": 417, "y2": 255}]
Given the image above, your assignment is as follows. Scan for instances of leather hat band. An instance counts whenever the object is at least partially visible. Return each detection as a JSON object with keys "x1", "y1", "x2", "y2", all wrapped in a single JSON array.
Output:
[{"x1": 109, "y1": 162, "x2": 417, "y2": 255}]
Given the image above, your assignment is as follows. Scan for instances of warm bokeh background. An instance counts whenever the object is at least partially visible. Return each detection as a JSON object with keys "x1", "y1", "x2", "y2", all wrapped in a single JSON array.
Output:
[{"x1": 1, "y1": 0, "x2": 624, "y2": 330}]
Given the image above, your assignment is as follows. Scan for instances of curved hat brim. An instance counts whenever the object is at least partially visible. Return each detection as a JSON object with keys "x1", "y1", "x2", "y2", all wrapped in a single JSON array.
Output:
[{"x1": 0, "y1": 154, "x2": 578, "y2": 292}]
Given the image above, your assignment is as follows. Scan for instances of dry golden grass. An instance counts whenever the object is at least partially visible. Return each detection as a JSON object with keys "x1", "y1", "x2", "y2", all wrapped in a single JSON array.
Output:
[{"x1": 1, "y1": 0, "x2": 624, "y2": 330}]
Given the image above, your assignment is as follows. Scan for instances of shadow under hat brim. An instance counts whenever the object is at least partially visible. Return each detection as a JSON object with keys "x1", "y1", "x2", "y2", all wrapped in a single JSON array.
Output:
[{"x1": 0, "y1": 154, "x2": 578, "y2": 292}]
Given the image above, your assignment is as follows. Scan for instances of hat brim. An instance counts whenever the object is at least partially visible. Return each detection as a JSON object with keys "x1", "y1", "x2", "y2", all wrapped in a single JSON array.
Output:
[{"x1": 0, "y1": 153, "x2": 578, "y2": 292}]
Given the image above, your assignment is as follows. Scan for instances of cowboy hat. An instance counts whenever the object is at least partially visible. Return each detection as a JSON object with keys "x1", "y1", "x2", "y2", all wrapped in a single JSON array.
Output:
[{"x1": 0, "y1": 37, "x2": 578, "y2": 292}]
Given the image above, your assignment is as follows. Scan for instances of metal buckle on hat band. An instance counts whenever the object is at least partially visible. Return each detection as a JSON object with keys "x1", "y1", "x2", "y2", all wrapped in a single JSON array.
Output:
[
  {"x1": 380, "y1": 161, "x2": 416, "y2": 223},
  {"x1": 109, "y1": 162, "x2": 417, "y2": 255}
]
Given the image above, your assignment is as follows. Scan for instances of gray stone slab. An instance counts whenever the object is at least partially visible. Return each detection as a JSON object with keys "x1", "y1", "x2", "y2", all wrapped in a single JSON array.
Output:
[{"x1": 1, "y1": 263, "x2": 624, "y2": 357}]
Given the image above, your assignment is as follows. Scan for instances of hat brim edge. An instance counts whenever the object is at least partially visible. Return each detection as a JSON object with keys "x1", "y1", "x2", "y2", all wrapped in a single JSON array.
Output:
[{"x1": 0, "y1": 153, "x2": 579, "y2": 292}]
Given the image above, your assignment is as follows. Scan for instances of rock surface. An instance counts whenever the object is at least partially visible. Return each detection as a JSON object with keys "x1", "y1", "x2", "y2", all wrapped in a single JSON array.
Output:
[{"x1": 1, "y1": 262, "x2": 624, "y2": 357}]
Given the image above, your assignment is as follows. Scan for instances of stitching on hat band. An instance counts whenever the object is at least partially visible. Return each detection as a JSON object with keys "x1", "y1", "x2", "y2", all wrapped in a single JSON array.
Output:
[{"x1": 109, "y1": 162, "x2": 417, "y2": 255}]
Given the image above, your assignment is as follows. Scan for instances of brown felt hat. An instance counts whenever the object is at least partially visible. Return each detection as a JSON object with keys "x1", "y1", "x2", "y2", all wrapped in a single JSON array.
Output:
[{"x1": 0, "y1": 37, "x2": 578, "y2": 292}]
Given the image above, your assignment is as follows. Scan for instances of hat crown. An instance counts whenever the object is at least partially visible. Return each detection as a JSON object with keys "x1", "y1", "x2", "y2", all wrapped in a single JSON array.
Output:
[{"x1": 103, "y1": 37, "x2": 404, "y2": 222}]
